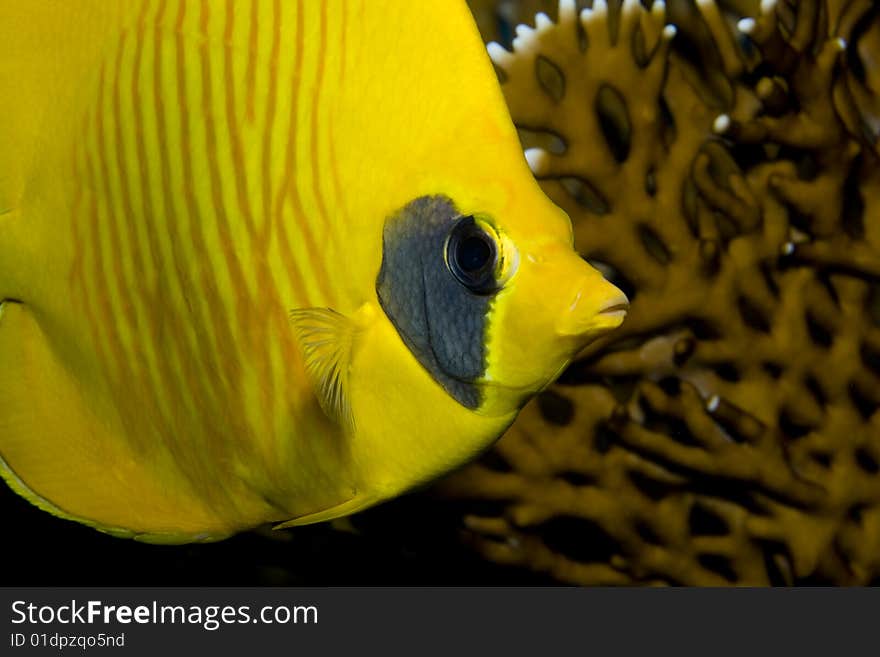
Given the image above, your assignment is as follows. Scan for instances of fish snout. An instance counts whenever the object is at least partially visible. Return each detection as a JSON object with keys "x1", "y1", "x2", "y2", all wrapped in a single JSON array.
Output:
[{"x1": 555, "y1": 269, "x2": 629, "y2": 339}]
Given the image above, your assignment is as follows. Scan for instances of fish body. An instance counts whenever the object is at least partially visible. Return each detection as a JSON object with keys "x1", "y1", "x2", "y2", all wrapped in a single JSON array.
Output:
[{"x1": 0, "y1": 0, "x2": 626, "y2": 541}]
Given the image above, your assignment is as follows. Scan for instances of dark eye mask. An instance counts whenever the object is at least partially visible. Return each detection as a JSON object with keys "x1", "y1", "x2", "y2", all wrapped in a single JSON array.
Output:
[{"x1": 375, "y1": 195, "x2": 495, "y2": 409}]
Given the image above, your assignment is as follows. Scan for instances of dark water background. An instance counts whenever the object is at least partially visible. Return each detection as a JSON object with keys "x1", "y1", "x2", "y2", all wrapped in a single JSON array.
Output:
[{"x1": 3, "y1": 481, "x2": 550, "y2": 585}]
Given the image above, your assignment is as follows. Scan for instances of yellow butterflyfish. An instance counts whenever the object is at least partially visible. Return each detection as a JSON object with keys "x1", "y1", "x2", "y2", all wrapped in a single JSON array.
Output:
[{"x1": 0, "y1": 0, "x2": 627, "y2": 542}]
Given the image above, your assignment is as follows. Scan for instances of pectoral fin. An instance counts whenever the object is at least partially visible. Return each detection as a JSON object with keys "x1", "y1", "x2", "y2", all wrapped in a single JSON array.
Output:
[{"x1": 290, "y1": 306, "x2": 363, "y2": 430}]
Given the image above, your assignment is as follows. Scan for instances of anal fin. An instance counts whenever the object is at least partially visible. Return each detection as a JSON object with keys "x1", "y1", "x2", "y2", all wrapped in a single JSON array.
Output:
[{"x1": 273, "y1": 492, "x2": 377, "y2": 529}]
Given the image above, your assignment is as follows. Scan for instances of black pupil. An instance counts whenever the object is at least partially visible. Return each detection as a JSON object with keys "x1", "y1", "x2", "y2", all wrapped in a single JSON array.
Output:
[
  {"x1": 446, "y1": 217, "x2": 498, "y2": 295},
  {"x1": 456, "y1": 235, "x2": 491, "y2": 273}
]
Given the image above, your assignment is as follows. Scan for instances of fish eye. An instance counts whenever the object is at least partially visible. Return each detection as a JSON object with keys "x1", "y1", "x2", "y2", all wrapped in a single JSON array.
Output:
[{"x1": 446, "y1": 216, "x2": 499, "y2": 295}]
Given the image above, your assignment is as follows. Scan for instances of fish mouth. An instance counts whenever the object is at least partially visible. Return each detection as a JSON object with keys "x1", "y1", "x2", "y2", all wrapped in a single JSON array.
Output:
[
  {"x1": 598, "y1": 305, "x2": 628, "y2": 319},
  {"x1": 557, "y1": 290, "x2": 630, "y2": 337},
  {"x1": 596, "y1": 294, "x2": 629, "y2": 322},
  {"x1": 600, "y1": 302, "x2": 629, "y2": 314}
]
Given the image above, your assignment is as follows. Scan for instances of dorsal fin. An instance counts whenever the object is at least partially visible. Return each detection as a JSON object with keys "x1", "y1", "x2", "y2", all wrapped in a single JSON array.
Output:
[{"x1": 289, "y1": 307, "x2": 359, "y2": 430}]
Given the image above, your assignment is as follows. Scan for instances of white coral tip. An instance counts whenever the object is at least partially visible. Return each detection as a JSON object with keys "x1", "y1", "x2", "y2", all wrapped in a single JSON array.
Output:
[
  {"x1": 535, "y1": 12, "x2": 553, "y2": 30},
  {"x1": 512, "y1": 23, "x2": 538, "y2": 52},
  {"x1": 781, "y1": 242, "x2": 795, "y2": 256},
  {"x1": 486, "y1": 41, "x2": 509, "y2": 64},
  {"x1": 559, "y1": 0, "x2": 577, "y2": 22},
  {"x1": 836, "y1": 37, "x2": 847, "y2": 50},
  {"x1": 652, "y1": 1, "x2": 667, "y2": 21},
  {"x1": 515, "y1": 23, "x2": 534, "y2": 39},
  {"x1": 707, "y1": 395, "x2": 720, "y2": 412},
  {"x1": 737, "y1": 17, "x2": 756, "y2": 34},
  {"x1": 524, "y1": 148, "x2": 550, "y2": 176},
  {"x1": 663, "y1": 24, "x2": 677, "y2": 39},
  {"x1": 593, "y1": 0, "x2": 608, "y2": 15},
  {"x1": 760, "y1": 0, "x2": 777, "y2": 14},
  {"x1": 713, "y1": 114, "x2": 731, "y2": 134}
]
